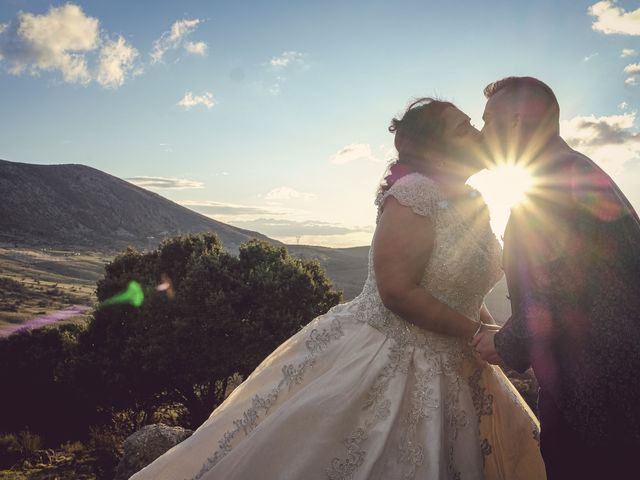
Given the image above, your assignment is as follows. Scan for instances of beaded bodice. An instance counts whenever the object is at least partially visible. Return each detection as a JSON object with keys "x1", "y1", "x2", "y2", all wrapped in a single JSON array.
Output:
[{"x1": 352, "y1": 173, "x2": 503, "y2": 350}]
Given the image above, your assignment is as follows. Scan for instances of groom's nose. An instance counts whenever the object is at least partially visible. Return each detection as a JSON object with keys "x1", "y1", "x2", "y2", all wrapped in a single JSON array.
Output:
[{"x1": 474, "y1": 133, "x2": 497, "y2": 167}]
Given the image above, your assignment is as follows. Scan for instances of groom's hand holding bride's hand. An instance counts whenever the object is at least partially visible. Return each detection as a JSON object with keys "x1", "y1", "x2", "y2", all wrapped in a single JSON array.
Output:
[{"x1": 472, "y1": 324, "x2": 504, "y2": 365}]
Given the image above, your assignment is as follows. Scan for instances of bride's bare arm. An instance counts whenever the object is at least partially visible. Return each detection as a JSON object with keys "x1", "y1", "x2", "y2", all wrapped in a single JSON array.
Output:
[{"x1": 373, "y1": 196, "x2": 480, "y2": 340}]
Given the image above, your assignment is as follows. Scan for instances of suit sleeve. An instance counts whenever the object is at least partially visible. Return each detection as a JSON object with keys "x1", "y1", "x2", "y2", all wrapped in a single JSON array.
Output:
[
  {"x1": 493, "y1": 205, "x2": 561, "y2": 373},
  {"x1": 492, "y1": 155, "x2": 614, "y2": 374},
  {"x1": 493, "y1": 214, "x2": 535, "y2": 373}
]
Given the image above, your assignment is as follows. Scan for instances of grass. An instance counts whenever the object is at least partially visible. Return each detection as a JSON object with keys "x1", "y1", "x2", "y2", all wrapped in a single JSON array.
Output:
[
  {"x1": 0, "y1": 447, "x2": 97, "y2": 480},
  {"x1": 0, "y1": 248, "x2": 110, "y2": 336}
]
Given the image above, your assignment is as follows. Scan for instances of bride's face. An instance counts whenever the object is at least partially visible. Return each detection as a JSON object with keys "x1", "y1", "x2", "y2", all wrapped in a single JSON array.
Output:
[{"x1": 436, "y1": 106, "x2": 485, "y2": 174}]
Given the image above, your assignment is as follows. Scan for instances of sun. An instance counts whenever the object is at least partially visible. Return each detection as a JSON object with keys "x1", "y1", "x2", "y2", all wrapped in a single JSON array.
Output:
[{"x1": 467, "y1": 164, "x2": 534, "y2": 238}]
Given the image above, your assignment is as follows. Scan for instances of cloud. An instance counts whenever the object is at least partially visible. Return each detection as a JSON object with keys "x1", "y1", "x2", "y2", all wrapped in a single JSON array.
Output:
[
  {"x1": 177, "y1": 91, "x2": 215, "y2": 110},
  {"x1": 184, "y1": 41, "x2": 207, "y2": 56},
  {"x1": 180, "y1": 200, "x2": 288, "y2": 217},
  {"x1": 96, "y1": 36, "x2": 139, "y2": 88},
  {"x1": 262, "y1": 51, "x2": 308, "y2": 95},
  {"x1": 269, "y1": 51, "x2": 304, "y2": 68},
  {"x1": 264, "y1": 187, "x2": 317, "y2": 201},
  {"x1": 0, "y1": 3, "x2": 98, "y2": 83},
  {"x1": 226, "y1": 218, "x2": 373, "y2": 237},
  {"x1": 150, "y1": 18, "x2": 207, "y2": 63},
  {"x1": 0, "y1": 3, "x2": 140, "y2": 88},
  {"x1": 622, "y1": 48, "x2": 637, "y2": 57},
  {"x1": 623, "y1": 63, "x2": 640, "y2": 85},
  {"x1": 328, "y1": 143, "x2": 380, "y2": 165},
  {"x1": 126, "y1": 176, "x2": 204, "y2": 189},
  {"x1": 561, "y1": 112, "x2": 640, "y2": 173},
  {"x1": 181, "y1": 199, "x2": 374, "y2": 247},
  {"x1": 269, "y1": 75, "x2": 284, "y2": 96},
  {"x1": 379, "y1": 144, "x2": 396, "y2": 160},
  {"x1": 226, "y1": 218, "x2": 375, "y2": 247},
  {"x1": 589, "y1": 1, "x2": 640, "y2": 36},
  {"x1": 620, "y1": 101, "x2": 628, "y2": 109},
  {"x1": 583, "y1": 52, "x2": 599, "y2": 61},
  {"x1": 624, "y1": 63, "x2": 640, "y2": 74}
]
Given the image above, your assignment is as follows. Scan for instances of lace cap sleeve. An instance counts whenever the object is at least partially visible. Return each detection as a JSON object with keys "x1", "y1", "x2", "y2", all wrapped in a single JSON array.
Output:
[{"x1": 375, "y1": 173, "x2": 441, "y2": 221}]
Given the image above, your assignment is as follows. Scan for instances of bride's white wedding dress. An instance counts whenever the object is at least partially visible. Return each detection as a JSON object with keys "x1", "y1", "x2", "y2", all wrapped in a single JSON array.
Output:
[{"x1": 130, "y1": 173, "x2": 546, "y2": 480}]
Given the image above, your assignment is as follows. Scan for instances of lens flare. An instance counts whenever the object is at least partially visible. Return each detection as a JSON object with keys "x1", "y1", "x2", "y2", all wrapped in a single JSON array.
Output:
[
  {"x1": 468, "y1": 163, "x2": 534, "y2": 237},
  {"x1": 1, "y1": 305, "x2": 91, "y2": 338},
  {"x1": 156, "y1": 273, "x2": 175, "y2": 300},
  {"x1": 100, "y1": 280, "x2": 144, "y2": 308}
]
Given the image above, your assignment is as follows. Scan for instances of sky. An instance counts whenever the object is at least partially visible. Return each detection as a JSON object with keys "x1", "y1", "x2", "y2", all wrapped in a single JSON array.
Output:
[{"x1": 0, "y1": 0, "x2": 639, "y2": 248}]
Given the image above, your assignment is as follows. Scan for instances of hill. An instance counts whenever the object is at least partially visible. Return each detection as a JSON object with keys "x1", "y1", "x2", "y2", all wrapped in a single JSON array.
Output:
[
  {"x1": 0, "y1": 159, "x2": 273, "y2": 253},
  {"x1": 287, "y1": 244, "x2": 370, "y2": 300}
]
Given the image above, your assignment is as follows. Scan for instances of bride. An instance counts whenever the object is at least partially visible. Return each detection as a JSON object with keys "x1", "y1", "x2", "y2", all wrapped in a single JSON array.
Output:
[{"x1": 130, "y1": 98, "x2": 546, "y2": 480}]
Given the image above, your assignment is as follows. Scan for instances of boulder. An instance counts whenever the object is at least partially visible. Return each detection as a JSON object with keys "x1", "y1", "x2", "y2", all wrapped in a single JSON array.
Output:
[
  {"x1": 114, "y1": 424, "x2": 193, "y2": 480},
  {"x1": 27, "y1": 448, "x2": 54, "y2": 465}
]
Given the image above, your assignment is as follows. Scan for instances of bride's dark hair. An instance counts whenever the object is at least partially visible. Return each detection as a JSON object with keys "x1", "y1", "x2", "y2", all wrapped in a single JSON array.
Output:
[{"x1": 379, "y1": 97, "x2": 456, "y2": 196}]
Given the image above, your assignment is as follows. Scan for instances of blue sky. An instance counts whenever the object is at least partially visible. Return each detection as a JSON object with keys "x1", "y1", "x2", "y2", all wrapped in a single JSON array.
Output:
[{"x1": 1, "y1": 0, "x2": 639, "y2": 247}]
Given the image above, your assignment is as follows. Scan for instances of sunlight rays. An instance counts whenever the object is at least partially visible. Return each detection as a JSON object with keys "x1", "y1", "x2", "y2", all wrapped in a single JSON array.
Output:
[
  {"x1": 468, "y1": 163, "x2": 535, "y2": 238},
  {"x1": 470, "y1": 111, "x2": 562, "y2": 239}
]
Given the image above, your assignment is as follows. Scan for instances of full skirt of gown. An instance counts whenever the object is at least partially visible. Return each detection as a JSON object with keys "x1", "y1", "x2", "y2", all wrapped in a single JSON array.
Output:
[{"x1": 129, "y1": 299, "x2": 545, "y2": 480}]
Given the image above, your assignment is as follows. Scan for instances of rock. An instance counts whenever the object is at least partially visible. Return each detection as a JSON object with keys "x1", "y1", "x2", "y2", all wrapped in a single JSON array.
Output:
[
  {"x1": 114, "y1": 423, "x2": 193, "y2": 480},
  {"x1": 27, "y1": 448, "x2": 54, "y2": 465}
]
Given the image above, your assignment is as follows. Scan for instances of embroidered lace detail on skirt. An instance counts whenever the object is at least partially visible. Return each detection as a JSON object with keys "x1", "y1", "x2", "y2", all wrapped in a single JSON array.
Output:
[
  {"x1": 469, "y1": 366, "x2": 494, "y2": 466},
  {"x1": 325, "y1": 336, "x2": 410, "y2": 479},
  {"x1": 191, "y1": 317, "x2": 345, "y2": 480}
]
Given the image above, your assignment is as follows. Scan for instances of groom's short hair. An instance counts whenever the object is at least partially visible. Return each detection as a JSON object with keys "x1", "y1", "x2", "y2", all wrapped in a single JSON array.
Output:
[{"x1": 484, "y1": 76, "x2": 560, "y2": 131}]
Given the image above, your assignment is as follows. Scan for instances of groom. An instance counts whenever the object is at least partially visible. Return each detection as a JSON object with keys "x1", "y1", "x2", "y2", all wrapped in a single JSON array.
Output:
[{"x1": 472, "y1": 76, "x2": 640, "y2": 479}]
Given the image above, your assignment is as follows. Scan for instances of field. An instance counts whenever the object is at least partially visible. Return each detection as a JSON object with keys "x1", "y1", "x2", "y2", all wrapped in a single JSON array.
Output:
[
  {"x1": 0, "y1": 248, "x2": 110, "y2": 336},
  {"x1": 0, "y1": 245, "x2": 512, "y2": 336}
]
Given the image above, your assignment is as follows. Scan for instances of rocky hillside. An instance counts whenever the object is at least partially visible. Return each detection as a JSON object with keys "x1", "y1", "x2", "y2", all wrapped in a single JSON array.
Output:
[{"x1": 0, "y1": 159, "x2": 273, "y2": 252}]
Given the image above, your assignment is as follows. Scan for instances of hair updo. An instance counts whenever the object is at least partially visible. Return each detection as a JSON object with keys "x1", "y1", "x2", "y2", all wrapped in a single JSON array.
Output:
[{"x1": 379, "y1": 97, "x2": 456, "y2": 197}]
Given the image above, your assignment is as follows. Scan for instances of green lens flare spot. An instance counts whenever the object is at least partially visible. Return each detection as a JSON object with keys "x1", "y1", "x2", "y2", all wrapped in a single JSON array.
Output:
[{"x1": 101, "y1": 280, "x2": 145, "y2": 308}]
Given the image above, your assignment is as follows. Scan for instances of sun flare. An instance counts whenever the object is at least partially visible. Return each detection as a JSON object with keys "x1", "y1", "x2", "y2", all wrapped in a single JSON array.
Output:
[{"x1": 468, "y1": 164, "x2": 534, "y2": 238}]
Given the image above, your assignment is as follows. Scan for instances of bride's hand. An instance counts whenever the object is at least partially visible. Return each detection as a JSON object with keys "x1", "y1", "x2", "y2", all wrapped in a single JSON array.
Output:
[{"x1": 472, "y1": 328, "x2": 503, "y2": 365}]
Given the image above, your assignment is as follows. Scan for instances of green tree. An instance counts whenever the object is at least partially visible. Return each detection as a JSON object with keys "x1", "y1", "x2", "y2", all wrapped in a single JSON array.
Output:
[{"x1": 74, "y1": 234, "x2": 342, "y2": 427}]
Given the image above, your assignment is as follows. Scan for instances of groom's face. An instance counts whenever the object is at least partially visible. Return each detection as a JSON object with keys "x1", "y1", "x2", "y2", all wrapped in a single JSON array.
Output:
[{"x1": 480, "y1": 91, "x2": 518, "y2": 163}]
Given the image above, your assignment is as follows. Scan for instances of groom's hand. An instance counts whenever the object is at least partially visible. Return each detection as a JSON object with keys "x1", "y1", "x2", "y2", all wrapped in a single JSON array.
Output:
[{"x1": 472, "y1": 328, "x2": 503, "y2": 365}]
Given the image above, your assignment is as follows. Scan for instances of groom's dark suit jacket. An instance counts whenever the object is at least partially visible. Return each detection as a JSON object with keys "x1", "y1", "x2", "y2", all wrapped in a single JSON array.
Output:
[{"x1": 494, "y1": 138, "x2": 640, "y2": 444}]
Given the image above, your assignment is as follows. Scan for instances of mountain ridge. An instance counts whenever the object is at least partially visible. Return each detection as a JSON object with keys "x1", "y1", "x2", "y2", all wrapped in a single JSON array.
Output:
[
  {"x1": 0, "y1": 159, "x2": 371, "y2": 298},
  {"x1": 0, "y1": 159, "x2": 275, "y2": 253}
]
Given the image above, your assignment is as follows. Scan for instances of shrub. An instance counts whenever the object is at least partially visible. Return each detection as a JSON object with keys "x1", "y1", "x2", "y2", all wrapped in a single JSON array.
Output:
[
  {"x1": 74, "y1": 234, "x2": 342, "y2": 428},
  {"x1": 16, "y1": 430, "x2": 43, "y2": 457},
  {"x1": 87, "y1": 425, "x2": 125, "y2": 480},
  {"x1": 0, "y1": 433, "x2": 22, "y2": 468}
]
